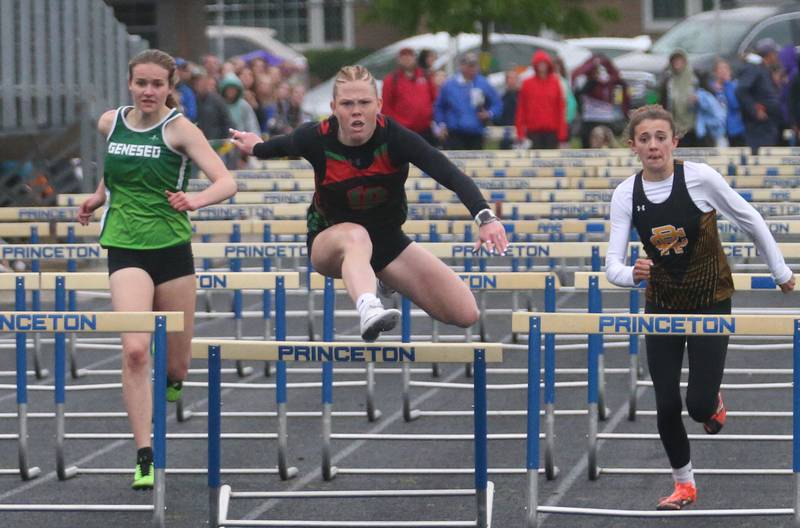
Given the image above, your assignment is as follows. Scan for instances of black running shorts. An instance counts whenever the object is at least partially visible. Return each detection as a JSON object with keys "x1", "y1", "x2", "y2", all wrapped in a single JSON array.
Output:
[
  {"x1": 306, "y1": 224, "x2": 412, "y2": 273},
  {"x1": 107, "y1": 242, "x2": 195, "y2": 286}
]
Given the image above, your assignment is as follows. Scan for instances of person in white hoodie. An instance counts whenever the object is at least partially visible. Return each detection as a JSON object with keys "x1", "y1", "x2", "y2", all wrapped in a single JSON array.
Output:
[{"x1": 605, "y1": 104, "x2": 794, "y2": 511}]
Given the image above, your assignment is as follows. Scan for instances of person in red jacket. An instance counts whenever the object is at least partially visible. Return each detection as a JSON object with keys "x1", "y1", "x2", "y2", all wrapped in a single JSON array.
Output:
[
  {"x1": 515, "y1": 50, "x2": 566, "y2": 149},
  {"x1": 382, "y1": 47, "x2": 438, "y2": 145}
]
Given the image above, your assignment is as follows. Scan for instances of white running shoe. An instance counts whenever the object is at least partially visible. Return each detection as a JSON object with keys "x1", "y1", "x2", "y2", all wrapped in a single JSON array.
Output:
[{"x1": 359, "y1": 299, "x2": 400, "y2": 342}]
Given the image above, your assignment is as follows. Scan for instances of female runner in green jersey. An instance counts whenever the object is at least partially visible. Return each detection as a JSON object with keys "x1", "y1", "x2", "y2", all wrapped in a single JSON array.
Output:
[{"x1": 78, "y1": 49, "x2": 237, "y2": 489}]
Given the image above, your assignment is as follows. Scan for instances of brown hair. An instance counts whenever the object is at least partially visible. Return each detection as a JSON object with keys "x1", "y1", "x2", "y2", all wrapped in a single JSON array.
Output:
[
  {"x1": 332, "y1": 65, "x2": 377, "y2": 100},
  {"x1": 624, "y1": 104, "x2": 678, "y2": 141},
  {"x1": 128, "y1": 49, "x2": 179, "y2": 109}
]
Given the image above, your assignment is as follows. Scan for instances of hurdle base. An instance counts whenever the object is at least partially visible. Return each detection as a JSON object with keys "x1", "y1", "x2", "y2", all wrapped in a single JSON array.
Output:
[
  {"x1": 22, "y1": 466, "x2": 41, "y2": 480},
  {"x1": 280, "y1": 466, "x2": 299, "y2": 480},
  {"x1": 404, "y1": 408, "x2": 421, "y2": 422},
  {"x1": 486, "y1": 481, "x2": 495, "y2": 528},
  {"x1": 545, "y1": 465, "x2": 560, "y2": 481},
  {"x1": 323, "y1": 465, "x2": 339, "y2": 481},
  {"x1": 59, "y1": 465, "x2": 79, "y2": 480},
  {"x1": 176, "y1": 400, "x2": 192, "y2": 422},
  {"x1": 218, "y1": 484, "x2": 231, "y2": 526}
]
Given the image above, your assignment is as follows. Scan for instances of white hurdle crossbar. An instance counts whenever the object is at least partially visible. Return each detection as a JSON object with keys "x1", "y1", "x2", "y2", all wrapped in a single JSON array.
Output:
[{"x1": 511, "y1": 311, "x2": 800, "y2": 527}]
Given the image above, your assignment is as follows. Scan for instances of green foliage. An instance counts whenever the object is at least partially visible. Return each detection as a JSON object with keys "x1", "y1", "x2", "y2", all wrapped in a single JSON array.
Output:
[
  {"x1": 304, "y1": 48, "x2": 376, "y2": 87},
  {"x1": 366, "y1": 0, "x2": 619, "y2": 37}
]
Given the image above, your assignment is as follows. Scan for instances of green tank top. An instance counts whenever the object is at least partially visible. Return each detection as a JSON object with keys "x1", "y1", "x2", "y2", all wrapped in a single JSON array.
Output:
[{"x1": 99, "y1": 106, "x2": 193, "y2": 249}]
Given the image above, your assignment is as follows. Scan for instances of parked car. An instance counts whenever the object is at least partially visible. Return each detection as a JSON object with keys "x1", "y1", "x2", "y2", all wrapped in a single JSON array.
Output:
[
  {"x1": 613, "y1": 4, "x2": 800, "y2": 107},
  {"x1": 302, "y1": 32, "x2": 592, "y2": 120},
  {"x1": 566, "y1": 35, "x2": 652, "y2": 59}
]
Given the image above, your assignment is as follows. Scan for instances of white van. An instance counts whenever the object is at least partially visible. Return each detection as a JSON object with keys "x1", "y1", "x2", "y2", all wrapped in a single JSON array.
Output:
[{"x1": 302, "y1": 32, "x2": 591, "y2": 120}]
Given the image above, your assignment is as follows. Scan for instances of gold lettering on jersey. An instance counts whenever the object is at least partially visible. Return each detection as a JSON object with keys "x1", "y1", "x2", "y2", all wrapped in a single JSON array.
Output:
[
  {"x1": 650, "y1": 225, "x2": 688, "y2": 256},
  {"x1": 107, "y1": 142, "x2": 162, "y2": 159}
]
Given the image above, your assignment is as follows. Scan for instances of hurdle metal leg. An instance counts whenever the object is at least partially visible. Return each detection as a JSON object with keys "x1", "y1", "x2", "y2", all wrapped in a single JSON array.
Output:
[
  {"x1": 366, "y1": 363, "x2": 380, "y2": 421},
  {"x1": 13, "y1": 278, "x2": 40, "y2": 480},
  {"x1": 263, "y1": 315, "x2": 273, "y2": 377},
  {"x1": 588, "y1": 277, "x2": 609, "y2": 420},
  {"x1": 54, "y1": 279, "x2": 78, "y2": 480},
  {"x1": 464, "y1": 323, "x2": 473, "y2": 378},
  {"x1": 208, "y1": 344, "x2": 221, "y2": 528},
  {"x1": 587, "y1": 318, "x2": 601, "y2": 481},
  {"x1": 401, "y1": 297, "x2": 419, "y2": 422},
  {"x1": 274, "y1": 278, "x2": 298, "y2": 481},
  {"x1": 152, "y1": 316, "x2": 168, "y2": 528},
  {"x1": 321, "y1": 278, "x2": 338, "y2": 480},
  {"x1": 68, "y1": 331, "x2": 81, "y2": 379},
  {"x1": 234, "y1": 303, "x2": 253, "y2": 378},
  {"x1": 628, "y1": 351, "x2": 639, "y2": 421},
  {"x1": 794, "y1": 321, "x2": 800, "y2": 528},
  {"x1": 527, "y1": 317, "x2": 541, "y2": 528},
  {"x1": 479, "y1": 290, "x2": 487, "y2": 342},
  {"x1": 431, "y1": 319, "x2": 440, "y2": 377},
  {"x1": 543, "y1": 277, "x2": 558, "y2": 480},
  {"x1": 474, "y1": 348, "x2": 489, "y2": 528}
]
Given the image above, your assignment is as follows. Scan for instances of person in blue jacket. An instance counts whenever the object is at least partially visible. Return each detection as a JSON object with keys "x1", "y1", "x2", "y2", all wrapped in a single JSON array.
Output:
[
  {"x1": 710, "y1": 59, "x2": 746, "y2": 147},
  {"x1": 434, "y1": 52, "x2": 501, "y2": 150}
]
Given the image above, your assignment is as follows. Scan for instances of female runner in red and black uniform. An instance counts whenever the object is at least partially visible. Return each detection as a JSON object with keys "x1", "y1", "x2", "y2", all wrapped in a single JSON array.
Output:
[{"x1": 231, "y1": 65, "x2": 508, "y2": 342}]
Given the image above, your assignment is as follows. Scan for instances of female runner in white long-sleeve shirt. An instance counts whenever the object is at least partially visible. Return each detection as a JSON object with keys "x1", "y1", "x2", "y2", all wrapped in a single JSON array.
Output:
[{"x1": 605, "y1": 105, "x2": 794, "y2": 511}]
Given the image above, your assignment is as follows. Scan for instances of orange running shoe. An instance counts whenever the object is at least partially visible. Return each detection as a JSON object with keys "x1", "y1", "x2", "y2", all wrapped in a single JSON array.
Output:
[
  {"x1": 703, "y1": 392, "x2": 726, "y2": 434},
  {"x1": 657, "y1": 482, "x2": 697, "y2": 510}
]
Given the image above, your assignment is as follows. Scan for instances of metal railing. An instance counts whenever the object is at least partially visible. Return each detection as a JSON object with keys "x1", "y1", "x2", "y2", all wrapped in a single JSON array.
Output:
[{"x1": 0, "y1": 0, "x2": 147, "y2": 190}]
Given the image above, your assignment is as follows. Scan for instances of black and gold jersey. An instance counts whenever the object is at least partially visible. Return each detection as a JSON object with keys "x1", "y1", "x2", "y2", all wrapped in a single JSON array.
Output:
[{"x1": 632, "y1": 161, "x2": 734, "y2": 310}]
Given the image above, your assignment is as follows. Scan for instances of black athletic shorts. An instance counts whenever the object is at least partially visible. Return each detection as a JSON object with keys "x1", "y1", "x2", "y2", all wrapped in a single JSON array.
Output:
[
  {"x1": 306, "y1": 224, "x2": 412, "y2": 273},
  {"x1": 107, "y1": 242, "x2": 195, "y2": 286}
]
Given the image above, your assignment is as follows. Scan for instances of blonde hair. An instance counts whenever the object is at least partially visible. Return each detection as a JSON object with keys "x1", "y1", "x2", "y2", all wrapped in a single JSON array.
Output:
[
  {"x1": 128, "y1": 49, "x2": 179, "y2": 109},
  {"x1": 332, "y1": 65, "x2": 378, "y2": 99}
]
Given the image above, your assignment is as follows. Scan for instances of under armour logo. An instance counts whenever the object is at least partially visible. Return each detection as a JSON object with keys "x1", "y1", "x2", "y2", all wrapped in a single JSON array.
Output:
[
  {"x1": 150, "y1": 134, "x2": 159, "y2": 141},
  {"x1": 636, "y1": 205, "x2": 646, "y2": 212}
]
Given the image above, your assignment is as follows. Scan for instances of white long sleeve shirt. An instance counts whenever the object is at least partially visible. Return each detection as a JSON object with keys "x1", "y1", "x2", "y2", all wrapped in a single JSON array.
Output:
[{"x1": 605, "y1": 160, "x2": 793, "y2": 287}]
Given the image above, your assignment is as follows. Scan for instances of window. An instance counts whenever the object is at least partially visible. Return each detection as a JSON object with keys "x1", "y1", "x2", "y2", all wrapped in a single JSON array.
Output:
[
  {"x1": 652, "y1": 0, "x2": 685, "y2": 20},
  {"x1": 324, "y1": 0, "x2": 344, "y2": 43},
  {"x1": 206, "y1": 0, "x2": 308, "y2": 44},
  {"x1": 749, "y1": 18, "x2": 794, "y2": 50},
  {"x1": 488, "y1": 43, "x2": 547, "y2": 74}
]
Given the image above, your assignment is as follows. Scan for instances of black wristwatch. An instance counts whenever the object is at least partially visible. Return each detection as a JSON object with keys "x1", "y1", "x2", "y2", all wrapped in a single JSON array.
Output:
[{"x1": 474, "y1": 208, "x2": 498, "y2": 227}]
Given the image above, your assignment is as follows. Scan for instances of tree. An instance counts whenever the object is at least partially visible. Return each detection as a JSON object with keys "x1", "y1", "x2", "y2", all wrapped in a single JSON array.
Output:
[{"x1": 366, "y1": 0, "x2": 618, "y2": 72}]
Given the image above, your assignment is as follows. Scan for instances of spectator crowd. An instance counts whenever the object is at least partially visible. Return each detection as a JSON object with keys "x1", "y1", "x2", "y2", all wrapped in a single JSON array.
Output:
[
  {"x1": 174, "y1": 37, "x2": 800, "y2": 157},
  {"x1": 172, "y1": 53, "x2": 313, "y2": 168},
  {"x1": 378, "y1": 37, "x2": 800, "y2": 154}
]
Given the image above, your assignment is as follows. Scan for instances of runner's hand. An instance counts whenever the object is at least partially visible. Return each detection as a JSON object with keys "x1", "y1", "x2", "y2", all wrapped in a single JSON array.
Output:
[
  {"x1": 228, "y1": 128, "x2": 263, "y2": 155},
  {"x1": 474, "y1": 221, "x2": 509, "y2": 255},
  {"x1": 166, "y1": 190, "x2": 200, "y2": 212},
  {"x1": 77, "y1": 193, "x2": 105, "y2": 225},
  {"x1": 632, "y1": 258, "x2": 652, "y2": 282}
]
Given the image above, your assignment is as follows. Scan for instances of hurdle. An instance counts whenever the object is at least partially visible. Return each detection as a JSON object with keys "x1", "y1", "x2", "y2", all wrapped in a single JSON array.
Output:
[
  {"x1": 401, "y1": 272, "x2": 567, "y2": 480},
  {"x1": 512, "y1": 311, "x2": 800, "y2": 526},
  {"x1": 35, "y1": 270, "x2": 298, "y2": 408},
  {"x1": 0, "y1": 310, "x2": 182, "y2": 528},
  {"x1": 192, "y1": 338, "x2": 501, "y2": 528},
  {"x1": 576, "y1": 270, "x2": 799, "y2": 421}
]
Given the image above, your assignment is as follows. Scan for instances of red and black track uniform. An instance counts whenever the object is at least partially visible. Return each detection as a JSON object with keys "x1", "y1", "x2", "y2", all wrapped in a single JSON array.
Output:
[{"x1": 252, "y1": 115, "x2": 489, "y2": 270}]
